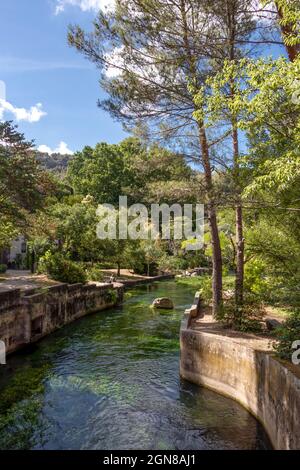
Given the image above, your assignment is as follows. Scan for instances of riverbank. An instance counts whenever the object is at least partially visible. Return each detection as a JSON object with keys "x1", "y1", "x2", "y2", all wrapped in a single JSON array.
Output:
[
  {"x1": 180, "y1": 310, "x2": 300, "y2": 450},
  {"x1": 0, "y1": 274, "x2": 174, "y2": 356},
  {"x1": 0, "y1": 270, "x2": 59, "y2": 293},
  {"x1": 0, "y1": 282, "x2": 124, "y2": 355}
]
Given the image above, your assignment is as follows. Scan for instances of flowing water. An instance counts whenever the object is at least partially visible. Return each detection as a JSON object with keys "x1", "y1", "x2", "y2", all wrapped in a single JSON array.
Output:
[{"x1": 0, "y1": 281, "x2": 271, "y2": 450}]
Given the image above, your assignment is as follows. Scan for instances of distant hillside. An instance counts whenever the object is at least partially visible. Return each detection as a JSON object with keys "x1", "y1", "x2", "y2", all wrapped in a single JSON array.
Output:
[{"x1": 36, "y1": 151, "x2": 73, "y2": 173}]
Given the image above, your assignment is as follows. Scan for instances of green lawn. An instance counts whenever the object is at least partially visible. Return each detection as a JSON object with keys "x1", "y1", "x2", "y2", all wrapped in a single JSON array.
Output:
[{"x1": 176, "y1": 274, "x2": 235, "y2": 290}]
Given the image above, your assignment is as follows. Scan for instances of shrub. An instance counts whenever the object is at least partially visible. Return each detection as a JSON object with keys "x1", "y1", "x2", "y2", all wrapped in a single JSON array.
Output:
[
  {"x1": 218, "y1": 299, "x2": 264, "y2": 332},
  {"x1": 86, "y1": 265, "x2": 104, "y2": 282},
  {"x1": 199, "y1": 275, "x2": 212, "y2": 303},
  {"x1": 158, "y1": 255, "x2": 188, "y2": 273},
  {"x1": 244, "y1": 259, "x2": 269, "y2": 297},
  {"x1": 104, "y1": 288, "x2": 118, "y2": 304},
  {"x1": 39, "y1": 251, "x2": 87, "y2": 284},
  {"x1": 14, "y1": 254, "x2": 26, "y2": 270},
  {"x1": 274, "y1": 310, "x2": 300, "y2": 362},
  {"x1": 0, "y1": 264, "x2": 7, "y2": 274}
]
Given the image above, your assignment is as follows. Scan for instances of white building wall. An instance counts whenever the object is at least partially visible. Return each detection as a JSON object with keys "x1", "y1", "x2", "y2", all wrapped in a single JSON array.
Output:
[{"x1": 9, "y1": 236, "x2": 27, "y2": 262}]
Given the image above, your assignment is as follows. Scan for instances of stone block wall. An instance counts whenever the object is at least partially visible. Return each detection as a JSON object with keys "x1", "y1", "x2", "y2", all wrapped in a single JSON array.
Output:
[{"x1": 0, "y1": 282, "x2": 123, "y2": 354}]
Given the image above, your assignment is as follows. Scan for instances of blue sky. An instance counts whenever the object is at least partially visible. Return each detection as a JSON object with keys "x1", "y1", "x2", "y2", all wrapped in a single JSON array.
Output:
[
  {"x1": 0, "y1": 0, "x2": 126, "y2": 154},
  {"x1": 0, "y1": 1, "x2": 286, "y2": 156}
]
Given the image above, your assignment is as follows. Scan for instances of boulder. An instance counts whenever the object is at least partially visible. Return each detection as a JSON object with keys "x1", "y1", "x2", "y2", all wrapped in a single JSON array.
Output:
[
  {"x1": 265, "y1": 318, "x2": 282, "y2": 331},
  {"x1": 151, "y1": 297, "x2": 174, "y2": 309}
]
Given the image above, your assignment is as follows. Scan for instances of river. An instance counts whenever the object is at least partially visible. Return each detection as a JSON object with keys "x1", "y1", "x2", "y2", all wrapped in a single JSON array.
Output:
[{"x1": 0, "y1": 280, "x2": 271, "y2": 450}]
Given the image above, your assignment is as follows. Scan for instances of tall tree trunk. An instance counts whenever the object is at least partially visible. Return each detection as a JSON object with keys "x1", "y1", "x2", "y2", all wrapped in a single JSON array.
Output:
[
  {"x1": 179, "y1": 0, "x2": 223, "y2": 316},
  {"x1": 199, "y1": 124, "x2": 223, "y2": 316},
  {"x1": 117, "y1": 262, "x2": 121, "y2": 277},
  {"x1": 31, "y1": 249, "x2": 36, "y2": 274},
  {"x1": 232, "y1": 125, "x2": 244, "y2": 307},
  {"x1": 209, "y1": 204, "x2": 223, "y2": 315},
  {"x1": 235, "y1": 203, "x2": 244, "y2": 306},
  {"x1": 226, "y1": 1, "x2": 245, "y2": 308}
]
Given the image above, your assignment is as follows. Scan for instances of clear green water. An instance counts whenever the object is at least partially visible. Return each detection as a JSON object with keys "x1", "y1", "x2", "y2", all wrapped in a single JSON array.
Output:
[{"x1": 0, "y1": 281, "x2": 271, "y2": 450}]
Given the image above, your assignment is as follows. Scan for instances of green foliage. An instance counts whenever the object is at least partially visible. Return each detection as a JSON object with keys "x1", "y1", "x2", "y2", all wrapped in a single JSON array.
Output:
[
  {"x1": 0, "y1": 121, "x2": 55, "y2": 238},
  {"x1": 265, "y1": 0, "x2": 300, "y2": 48},
  {"x1": 0, "y1": 264, "x2": 7, "y2": 274},
  {"x1": 244, "y1": 258, "x2": 269, "y2": 297},
  {"x1": 138, "y1": 239, "x2": 164, "y2": 276},
  {"x1": 157, "y1": 255, "x2": 188, "y2": 273},
  {"x1": 49, "y1": 200, "x2": 105, "y2": 262},
  {"x1": 67, "y1": 143, "x2": 125, "y2": 205},
  {"x1": 274, "y1": 310, "x2": 300, "y2": 362},
  {"x1": 104, "y1": 288, "x2": 118, "y2": 304},
  {"x1": 218, "y1": 297, "x2": 265, "y2": 333},
  {"x1": 199, "y1": 276, "x2": 213, "y2": 304},
  {"x1": 86, "y1": 265, "x2": 104, "y2": 282},
  {"x1": 14, "y1": 253, "x2": 26, "y2": 270},
  {"x1": 245, "y1": 219, "x2": 300, "y2": 304},
  {"x1": 0, "y1": 215, "x2": 18, "y2": 252},
  {"x1": 67, "y1": 138, "x2": 193, "y2": 206},
  {"x1": 27, "y1": 236, "x2": 54, "y2": 267},
  {"x1": 39, "y1": 251, "x2": 87, "y2": 284}
]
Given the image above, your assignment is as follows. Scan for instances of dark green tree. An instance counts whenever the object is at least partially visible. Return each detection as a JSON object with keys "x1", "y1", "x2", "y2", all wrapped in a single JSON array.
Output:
[{"x1": 0, "y1": 121, "x2": 54, "y2": 247}]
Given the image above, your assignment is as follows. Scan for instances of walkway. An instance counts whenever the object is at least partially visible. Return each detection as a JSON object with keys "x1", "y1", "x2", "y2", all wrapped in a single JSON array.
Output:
[{"x1": 0, "y1": 270, "x2": 58, "y2": 292}]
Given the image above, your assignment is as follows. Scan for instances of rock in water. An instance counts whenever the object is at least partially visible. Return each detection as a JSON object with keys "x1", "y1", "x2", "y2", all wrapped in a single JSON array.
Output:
[{"x1": 151, "y1": 297, "x2": 174, "y2": 309}]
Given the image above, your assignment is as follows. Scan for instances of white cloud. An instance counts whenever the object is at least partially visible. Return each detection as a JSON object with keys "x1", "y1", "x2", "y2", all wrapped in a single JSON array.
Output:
[
  {"x1": 0, "y1": 99, "x2": 46, "y2": 123},
  {"x1": 0, "y1": 56, "x2": 92, "y2": 72},
  {"x1": 104, "y1": 46, "x2": 125, "y2": 78},
  {"x1": 249, "y1": 0, "x2": 277, "y2": 21},
  {"x1": 0, "y1": 81, "x2": 6, "y2": 100},
  {"x1": 55, "y1": 0, "x2": 114, "y2": 14},
  {"x1": 38, "y1": 141, "x2": 74, "y2": 155}
]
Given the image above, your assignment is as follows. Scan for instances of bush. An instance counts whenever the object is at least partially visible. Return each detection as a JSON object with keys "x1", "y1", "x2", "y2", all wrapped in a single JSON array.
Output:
[
  {"x1": 218, "y1": 298, "x2": 264, "y2": 332},
  {"x1": 39, "y1": 251, "x2": 87, "y2": 284},
  {"x1": 0, "y1": 264, "x2": 7, "y2": 274},
  {"x1": 199, "y1": 275, "x2": 212, "y2": 303},
  {"x1": 158, "y1": 255, "x2": 188, "y2": 274},
  {"x1": 274, "y1": 310, "x2": 300, "y2": 362},
  {"x1": 244, "y1": 259, "x2": 269, "y2": 297},
  {"x1": 86, "y1": 265, "x2": 104, "y2": 282},
  {"x1": 104, "y1": 288, "x2": 118, "y2": 304}
]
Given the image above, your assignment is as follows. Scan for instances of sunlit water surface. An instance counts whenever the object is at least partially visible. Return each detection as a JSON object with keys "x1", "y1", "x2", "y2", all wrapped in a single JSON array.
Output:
[{"x1": 0, "y1": 281, "x2": 271, "y2": 449}]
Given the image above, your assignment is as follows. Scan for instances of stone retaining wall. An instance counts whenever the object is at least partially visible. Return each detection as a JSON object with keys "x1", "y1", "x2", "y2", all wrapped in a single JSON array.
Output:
[
  {"x1": 180, "y1": 314, "x2": 300, "y2": 450},
  {"x1": 0, "y1": 274, "x2": 173, "y2": 356},
  {"x1": 0, "y1": 282, "x2": 123, "y2": 354}
]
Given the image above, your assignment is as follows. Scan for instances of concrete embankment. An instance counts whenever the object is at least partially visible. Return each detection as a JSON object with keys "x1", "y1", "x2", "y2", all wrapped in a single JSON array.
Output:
[
  {"x1": 0, "y1": 274, "x2": 174, "y2": 356},
  {"x1": 0, "y1": 282, "x2": 123, "y2": 355},
  {"x1": 180, "y1": 311, "x2": 300, "y2": 450}
]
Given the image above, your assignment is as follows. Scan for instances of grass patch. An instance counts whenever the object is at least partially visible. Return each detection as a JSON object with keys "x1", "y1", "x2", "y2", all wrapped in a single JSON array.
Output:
[
  {"x1": 176, "y1": 274, "x2": 235, "y2": 291},
  {"x1": 264, "y1": 305, "x2": 291, "y2": 319}
]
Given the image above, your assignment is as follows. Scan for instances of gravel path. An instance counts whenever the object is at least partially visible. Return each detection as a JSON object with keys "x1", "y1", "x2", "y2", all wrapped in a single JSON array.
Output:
[{"x1": 0, "y1": 270, "x2": 58, "y2": 292}]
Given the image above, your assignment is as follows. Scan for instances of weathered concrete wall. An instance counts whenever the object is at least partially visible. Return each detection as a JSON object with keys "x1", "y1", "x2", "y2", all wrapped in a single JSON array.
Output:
[
  {"x1": 0, "y1": 282, "x2": 123, "y2": 354},
  {"x1": 180, "y1": 315, "x2": 300, "y2": 450}
]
